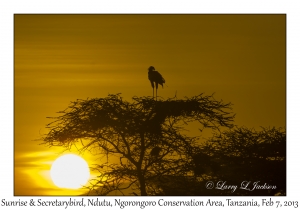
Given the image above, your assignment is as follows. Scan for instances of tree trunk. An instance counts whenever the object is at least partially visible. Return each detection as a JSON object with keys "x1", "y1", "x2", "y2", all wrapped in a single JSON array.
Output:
[
  {"x1": 137, "y1": 132, "x2": 147, "y2": 195},
  {"x1": 137, "y1": 169, "x2": 147, "y2": 196}
]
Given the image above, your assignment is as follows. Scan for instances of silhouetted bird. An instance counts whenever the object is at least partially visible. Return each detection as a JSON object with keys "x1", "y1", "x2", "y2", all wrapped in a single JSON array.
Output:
[{"x1": 148, "y1": 66, "x2": 165, "y2": 100}]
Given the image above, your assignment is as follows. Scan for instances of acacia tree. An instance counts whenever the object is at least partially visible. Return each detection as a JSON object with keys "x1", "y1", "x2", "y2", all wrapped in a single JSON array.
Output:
[
  {"x1": 41, "y1": 93, "x2": 235, "y2": 195},
  {"x1": 189, "y1": 126, "x2": 286, "y2": 196}
]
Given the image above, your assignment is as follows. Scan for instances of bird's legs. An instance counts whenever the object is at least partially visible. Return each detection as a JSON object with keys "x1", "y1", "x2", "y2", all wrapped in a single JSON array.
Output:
[
  {"x1": 153, "y1": 87, "x2": 155, "y2": 99},
  {"x1": 155, "y1": 83, "x2": 159, "y2": 101}
]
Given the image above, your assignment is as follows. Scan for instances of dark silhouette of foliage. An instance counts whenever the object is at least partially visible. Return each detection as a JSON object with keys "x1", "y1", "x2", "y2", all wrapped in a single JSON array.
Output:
[
  {"x1": 41, "y1": 93, "x2": 235, "y2": 195},
  {"x1": 175, "y1": 126, "x2": 286, "y2": 196}
]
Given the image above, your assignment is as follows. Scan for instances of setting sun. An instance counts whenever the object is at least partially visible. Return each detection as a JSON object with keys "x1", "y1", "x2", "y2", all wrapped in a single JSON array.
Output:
[
  {"x1": 50, "y1": 154, "x2": 90, "y2": 189},
  {"x1": 14, "y1": 14, "x2": 286, "y2": 196}
]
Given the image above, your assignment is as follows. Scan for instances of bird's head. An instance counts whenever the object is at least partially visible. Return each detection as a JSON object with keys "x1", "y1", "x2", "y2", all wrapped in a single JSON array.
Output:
[{"x1": 148, "y1": 66, "x2": 155, "y2": 71}]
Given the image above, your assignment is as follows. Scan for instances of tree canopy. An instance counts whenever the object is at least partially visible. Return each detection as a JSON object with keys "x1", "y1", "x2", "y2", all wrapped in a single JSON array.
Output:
[
  {"x1": 187, "y1": 126, "x2": 286, "y2": 196},
  {"x1": 40, "y1": 93, "x2": 285, "y2": 196},
  {"x1": 41, "y1": 93, "x2": 236, "y2": 195}
]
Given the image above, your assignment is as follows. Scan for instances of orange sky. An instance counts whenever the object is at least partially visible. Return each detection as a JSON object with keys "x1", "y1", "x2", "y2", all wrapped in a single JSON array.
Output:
[{"x1": 14, "y1": 14, "x2": 286, "y2": 195}]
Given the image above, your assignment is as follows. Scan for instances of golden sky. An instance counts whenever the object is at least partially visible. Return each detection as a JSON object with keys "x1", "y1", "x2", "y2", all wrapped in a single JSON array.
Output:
[{"x1": 14, "y1": 14, "x2": 286, "y2": 195}]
